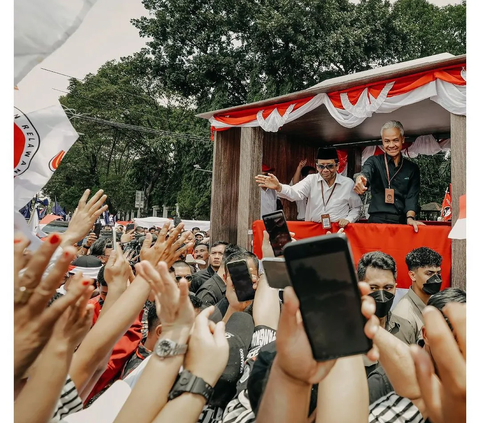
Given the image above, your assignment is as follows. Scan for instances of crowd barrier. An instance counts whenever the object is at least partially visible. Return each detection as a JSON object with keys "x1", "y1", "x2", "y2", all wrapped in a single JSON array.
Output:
[{"x1": 252, "y1": 221, "x2": 452, "y2": 289}]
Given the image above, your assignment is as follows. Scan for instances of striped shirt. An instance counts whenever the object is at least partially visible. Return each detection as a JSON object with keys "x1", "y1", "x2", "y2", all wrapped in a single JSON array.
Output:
[
  {"x1": 369, "y1": 392, "x2": 425, "y2": 423},
  {"x1": 50, "y1": 375, "x2": 83, "y2": 422}
]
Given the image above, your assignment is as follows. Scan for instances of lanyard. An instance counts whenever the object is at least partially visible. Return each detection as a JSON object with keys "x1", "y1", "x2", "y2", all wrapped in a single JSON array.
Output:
[
  {"x1": 321, "y1": 180, "x2": 337, "y2": 209},
  {"x1": 384, "y1": 153, "x2": 404, "y2": 189}
]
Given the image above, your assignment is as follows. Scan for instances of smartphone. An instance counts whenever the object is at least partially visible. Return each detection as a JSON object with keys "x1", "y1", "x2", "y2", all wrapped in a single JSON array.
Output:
[
  {"x1": 93, "y1": 222, "x2": 102, "y2": 238},
  {"x1": 112, "y1": 227, "x2": 117, "y2": 251},
  {"x1": 262, "y1": 258, "x2": 291, "y2": 289},
  {"x1": 126, "y1": 223, "x2": 135, "y2": 232},
  {"x1": 227, "y1": 259, "x2": 256, "y2": 302},
  {"x1": 174, "y1": 216, "x2": 182, "y2": 227},
  {"x1": 262, "y1": 210, "x2": 292, "y2": 257},
  {"x1": 283, "y1": 234, "x2": 372, "y2": 361}
]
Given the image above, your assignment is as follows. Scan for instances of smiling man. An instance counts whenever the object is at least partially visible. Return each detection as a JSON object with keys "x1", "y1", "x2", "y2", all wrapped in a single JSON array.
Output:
[{"x1": 354, "y1": 120, "x2": 424, "y2": 232}]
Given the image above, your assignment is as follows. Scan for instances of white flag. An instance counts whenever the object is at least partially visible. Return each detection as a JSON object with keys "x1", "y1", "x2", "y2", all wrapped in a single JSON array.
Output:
[
  {"x1": 14, "y1": 0, "x2": 98, "y2": 85},
  {"x1": 14, "y1": 103, "x2": 79, "y2": 210}
]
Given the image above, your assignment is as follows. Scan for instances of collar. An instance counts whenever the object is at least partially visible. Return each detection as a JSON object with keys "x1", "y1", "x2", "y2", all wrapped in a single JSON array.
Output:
[
  {"x1": 385, "y1": 312, "x2": 400, "y2": 333},
  {"x1": 213, "y1": 273, "x2": 226, "y2": 293},
  {"x1": 406, "y1": 286, "x2": 426, "y2": 312},
  {"x1": 136, "y1": 340, "x2": 152, "y2": 360},
  {"x1": 386, "y1": 153, "x2": 403, "y2": 167},
  {"x1": 317, "y1": 173, "x2": 342, "y2": 186}
]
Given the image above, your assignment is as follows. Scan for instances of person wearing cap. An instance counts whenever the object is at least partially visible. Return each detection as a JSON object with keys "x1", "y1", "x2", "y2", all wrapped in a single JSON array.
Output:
[
  {"x1": 260, "y1": 163, "x2": 279, "y2": 216},
  {"x1": 353, "y1": 120, "x2": 424, "y2": 232},
  {"x1": 256, "y1": 148, "x2": 361, "y2": 228}
]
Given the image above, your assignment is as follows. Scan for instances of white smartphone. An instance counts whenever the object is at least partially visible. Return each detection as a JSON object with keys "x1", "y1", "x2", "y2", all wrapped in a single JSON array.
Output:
[{"x1": 262, "y1": 257, "x2": 291, "y2": 289}]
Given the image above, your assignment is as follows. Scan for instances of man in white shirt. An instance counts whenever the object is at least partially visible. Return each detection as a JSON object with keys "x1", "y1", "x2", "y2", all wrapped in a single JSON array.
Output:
[
  {"x1": 260, "y1": 163, "x2": 278, "y2": 216},
  {"x1": 256, "y1": 148, "x2": 361, "y2": 228}
]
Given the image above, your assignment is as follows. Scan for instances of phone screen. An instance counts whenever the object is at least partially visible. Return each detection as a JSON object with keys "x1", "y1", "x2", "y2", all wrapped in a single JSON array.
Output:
[
  {"x1": 227, "y1": 260, "x2": 256, "y2": 302},
  {"x1": 262, "y1": 259, "x2": 291, "y2": 289},
  {"x1": 262, "y1": 211, "x2": 292, "y2": 257},
  {"x1": 93, "y1": 222, "x2": 102, "y2": 238},
  {"x1": 126, "y1": 223, "x2": 135, "y2": 232},
  {"x1": 285, "y1": 245, "x2": 371, "y2": 361}
]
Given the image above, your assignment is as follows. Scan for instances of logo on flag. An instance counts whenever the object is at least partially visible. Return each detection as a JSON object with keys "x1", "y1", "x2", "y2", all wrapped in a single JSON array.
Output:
[
  {"x1": 49, "y1": 150, "x2": 66, "y2": 172},
  {"x1": 14, "y1": 107, "x2": 40, "y2": 177},
  {"x1": 440, "y1": 184, "x2": 452, "y2": 221}
]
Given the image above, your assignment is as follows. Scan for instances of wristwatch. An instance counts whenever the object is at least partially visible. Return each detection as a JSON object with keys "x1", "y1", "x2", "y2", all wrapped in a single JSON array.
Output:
[
  {"x1": 154, "y1": 338, "x2": 188, "y2": 359},
  {"x1": 168, "y1": 369, "x2": 214, "y2": 402},
  {"x1": 407, "y1": 215, "x2": 415, "y2": 220}
]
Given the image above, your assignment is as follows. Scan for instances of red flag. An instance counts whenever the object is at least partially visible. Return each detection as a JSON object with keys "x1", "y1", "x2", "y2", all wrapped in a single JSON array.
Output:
[{"x1": 440, "y1": 184, "x2": 452, "y2": 221}]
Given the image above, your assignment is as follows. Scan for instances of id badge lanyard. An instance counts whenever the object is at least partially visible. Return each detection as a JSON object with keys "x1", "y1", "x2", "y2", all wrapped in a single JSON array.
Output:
[
  {"x1": 384, "y1": 154, "x2": 403, "y2": 204},
  {"x1": 321, "y1": 181, "x2": 336, "y2": 228}
]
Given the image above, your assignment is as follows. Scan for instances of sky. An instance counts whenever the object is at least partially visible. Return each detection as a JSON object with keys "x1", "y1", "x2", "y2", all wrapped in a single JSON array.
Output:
[{"x1": 15, "y1": 0, "x2": 463, "y2": 112}]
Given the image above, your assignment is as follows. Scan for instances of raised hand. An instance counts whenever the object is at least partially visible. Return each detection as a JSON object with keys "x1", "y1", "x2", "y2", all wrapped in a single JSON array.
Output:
[
  {"x1": 297, "y1": 159, "x2": 307, "y2": 169},
  {"x1": 140, "y1": 222, "x2": 193, "y2": 268},
  {"x1": 354, "y1": 175, "x2": 368, "y2": 195},
  {"x1": 14, "y1": 232, "x2": 94, "y2": 384},
  {"x1": 62, "y1": 189, "x2": 108, "y2": 247},
  {"x1": 184, "y1": 306, "x2": 229, "y2": 386},
  {"x1": 410, "y1": 303, "x2": 466, "y2": 423},
  {"x1": 104, "y1": 247, "x2": 131, "y2": 291},
  {"x1": 121, "y1": 229, "x2": 135, "y2": 243},
  {"x1": 255, "y1": 173, "x2": 281, "y2": 191},
  {"x1": 275, "y1": 283, "x2": 379, "y2": 386},
  {"x1": 135, "y1": 261, "x2": 195, "y2": 330}
]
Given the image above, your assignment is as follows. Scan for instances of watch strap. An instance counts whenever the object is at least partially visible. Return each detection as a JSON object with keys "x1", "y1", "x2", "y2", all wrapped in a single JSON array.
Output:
[{"x1": 168, "y1": 370, "x2": 214, "y2": 402}]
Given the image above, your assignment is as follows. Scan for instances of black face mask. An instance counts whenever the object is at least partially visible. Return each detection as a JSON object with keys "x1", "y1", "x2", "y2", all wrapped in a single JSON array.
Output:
[
  {"x1": 422, "y1": 274, "x2": 442, "y2": 295},
  {"x1": 369, "y1": 290, "x2": 395, "y2": 318}
]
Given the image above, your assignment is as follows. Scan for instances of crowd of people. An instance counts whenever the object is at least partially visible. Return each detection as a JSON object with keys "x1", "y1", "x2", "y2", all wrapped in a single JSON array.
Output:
[{"x1": 14, "y1": 119, "x2": 466, "y2": 423}]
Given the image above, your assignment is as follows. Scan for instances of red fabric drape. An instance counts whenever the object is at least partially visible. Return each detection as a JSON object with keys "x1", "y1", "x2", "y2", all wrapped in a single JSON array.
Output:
[{"x1": 253, "y1": 221, "x2": 452, "y2": 290}]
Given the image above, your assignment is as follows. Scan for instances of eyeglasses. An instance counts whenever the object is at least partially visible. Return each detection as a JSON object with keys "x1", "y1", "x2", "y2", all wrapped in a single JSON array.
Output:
[
  {"x1": 316, "y1": 163, "x2": 337, "y2": 170},
  {"x1": 174, "y1": 275, "x2": 193, "y2": 282}
]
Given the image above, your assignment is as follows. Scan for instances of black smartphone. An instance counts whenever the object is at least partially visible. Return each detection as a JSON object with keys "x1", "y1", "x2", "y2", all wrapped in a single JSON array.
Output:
[
  {"x1": 227, "y1": 259, "x2": 256, "y2": 302},
  {"x1": 262, "y1": 257, "x2": 291, "y2": 289},
  {"x1": 262, "y1": 210, "x2": 292, "y2": 257},
  {"x1": 126, "y1": 223, "x2": 135, "y2": 232},
  {"x1": 283, "y1": 234, "x2": 372, "y2": 361},
  {"x1": 93, "y1": 222, "x2": 102, "y2": 238},
  {"x1": 174, "y1": 216, "x2": 182, "y2": 227}
]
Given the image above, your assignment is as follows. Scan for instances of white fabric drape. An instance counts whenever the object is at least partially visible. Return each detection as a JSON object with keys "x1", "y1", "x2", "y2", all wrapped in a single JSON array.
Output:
[{"x1": 210, "y1": 77, "x2": 466, "y2": 133}]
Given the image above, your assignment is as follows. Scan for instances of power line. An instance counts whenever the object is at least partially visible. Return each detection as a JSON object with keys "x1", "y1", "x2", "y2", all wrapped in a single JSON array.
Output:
[
  {"x1": 62, "y1": 107, "x2": 211, "y2": 143},
  {"x1": 41, "y1": 67, "x2": 84, "y2": 81}
]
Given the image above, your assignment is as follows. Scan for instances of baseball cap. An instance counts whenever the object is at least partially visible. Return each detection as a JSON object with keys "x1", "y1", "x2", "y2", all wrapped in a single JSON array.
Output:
[{"x1": 262, "y1": 164, "x2": 275, "y2": 173}]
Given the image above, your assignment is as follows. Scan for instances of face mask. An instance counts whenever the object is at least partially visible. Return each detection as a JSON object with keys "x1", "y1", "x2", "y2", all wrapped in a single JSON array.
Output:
[
  {"x1": 422, "y1": 274, "x2": 442, "y2": 295},
  {"x1": 369, "y1": 290, "x2": 395, "y2": 318}
]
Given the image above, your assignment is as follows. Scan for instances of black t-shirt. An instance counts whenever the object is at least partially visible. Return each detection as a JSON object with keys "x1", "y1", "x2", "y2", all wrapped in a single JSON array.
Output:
[
  {"x1": 190, "y1": 265, "x2": 216, "y2": 293},
  {"x1": 196, "y1": 273, "x2": 226, "y2": 306}
]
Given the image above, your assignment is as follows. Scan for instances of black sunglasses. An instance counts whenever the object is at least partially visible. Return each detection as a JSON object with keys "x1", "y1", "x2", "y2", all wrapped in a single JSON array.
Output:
[
  {"x1": 174, "y1": 275, "x2": 193, "y2": 282},
  {"x1": 316, "y1": 163, "x2": 337, "y2": 170}
]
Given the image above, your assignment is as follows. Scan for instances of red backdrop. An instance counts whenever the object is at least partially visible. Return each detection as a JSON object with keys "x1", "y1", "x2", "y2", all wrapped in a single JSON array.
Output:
[{"x1": 252, "y1": 221, "x2": 452, "y2": 289}]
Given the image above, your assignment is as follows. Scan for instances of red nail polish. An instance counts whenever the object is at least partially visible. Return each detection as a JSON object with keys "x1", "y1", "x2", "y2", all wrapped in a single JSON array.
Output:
[
  {"x1": 82, "y1": 280, "x2": 90, "y2": 286},
  {"x1": 14, "y1": 239, "x2": 21, "y2": 244},
  {"x1": 50, "y1": 234, "x2": 60, "y2": 244},
  {"x1": 64, "y1": 251, "x2": 70, "y2": 259}
]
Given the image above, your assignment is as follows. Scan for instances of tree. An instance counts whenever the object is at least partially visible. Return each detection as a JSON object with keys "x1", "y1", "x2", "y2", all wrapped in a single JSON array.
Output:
[
  {"x1": 43, "y1": 53, "x2": 213, "y2": 219},
  {"x1": 132, "y1": 0, "x2": 466, "y2": 111}
]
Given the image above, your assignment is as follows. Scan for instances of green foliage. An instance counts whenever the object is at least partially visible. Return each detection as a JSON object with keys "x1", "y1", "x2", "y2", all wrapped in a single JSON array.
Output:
[
  {"x1": 43, "y1": 53, "x2": 213, "y2": 219},
  {"x1": 410, "y1": 152, "x2": 451, "y2": 206},
  {"x1": 132, "y1": 0, "x2": 466, "y2": 111}
]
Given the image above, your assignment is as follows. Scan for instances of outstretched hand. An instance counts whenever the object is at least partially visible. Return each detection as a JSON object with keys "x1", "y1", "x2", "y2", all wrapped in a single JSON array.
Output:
[
  {"x1": 62, "y1": 189, "x2": 108, "y2": 247},
  {"x1": 14, "y1": 232, "x2": 94, "y2": 384},
  {"x1": 354, "y1": 175, "x2": 368, "y2": 195},
  {"x1": 140, "y1": 222, "x2": 193, "y2": 268},
  {"x1": 275, "y1": 283, "x2": 379, "y2": 386},
  {"x1": 409, "y1": 303, "x2": 466, "y2": 423},
  {"x1": 255, "y1": 173, "x2": 281, "y2": 191}
]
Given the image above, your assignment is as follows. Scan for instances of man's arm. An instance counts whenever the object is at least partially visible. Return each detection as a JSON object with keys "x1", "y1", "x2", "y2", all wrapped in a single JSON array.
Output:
[
  {"x1": 292, "y1": 159, "x2": 307, "y2": 184},
  {"x1": 277, "y1": 175, "x2": 312, "y2": 203},
  {"x1": 404, "y1": 164, "x2": 421, "y2": 218},
  {"x1": 346, "y1": 185, "x2": 363, "y2": 223}
]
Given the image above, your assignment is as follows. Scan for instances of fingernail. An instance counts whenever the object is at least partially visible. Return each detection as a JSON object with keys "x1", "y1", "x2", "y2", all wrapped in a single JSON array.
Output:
[
  {"x1": 64, "y1": 251, "x2": 70, "y2": 259},
  {"x1": 50, "y1": 234, "x2": 60, "y2": 244},
  {"x1": 82, "y1": 280, "x2": 90, "y2": 286},
  {"x1": 14, "y1": 239, "x2": 21, "y2": 244}
]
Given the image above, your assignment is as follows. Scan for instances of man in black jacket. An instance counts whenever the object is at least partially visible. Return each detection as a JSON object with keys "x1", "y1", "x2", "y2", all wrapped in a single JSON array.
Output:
[
  {"x1": 354, "y1": 120, "x2": 425, "y2": 233},
  {"x1": 190, "y1": 241, "x2": 228, "y2": 293}
]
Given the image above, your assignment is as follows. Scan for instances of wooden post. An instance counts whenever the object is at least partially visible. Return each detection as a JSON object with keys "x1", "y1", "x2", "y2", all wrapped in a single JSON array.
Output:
[
  {"x1": 237, "y1": 128, "x2": 263, "y2": 249},
  {"x1": 450, "y1": 114, "x2": 466, "y2": 290},
  {"x1": 210, "y1": 129, "x2": 241, "y2": 244}
]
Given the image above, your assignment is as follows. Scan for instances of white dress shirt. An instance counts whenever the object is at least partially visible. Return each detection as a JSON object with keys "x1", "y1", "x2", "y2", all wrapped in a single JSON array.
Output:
[
  {"x1": 277, "y1": 173, "x2": 362, "y2": 223},
  {"x1": 261, "y1": 188, "x2": 277, "y2": 216}
]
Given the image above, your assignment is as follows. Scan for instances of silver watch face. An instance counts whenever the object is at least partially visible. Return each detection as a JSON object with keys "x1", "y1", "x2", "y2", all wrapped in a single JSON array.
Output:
[{"x1": 156, "y1": 339, "x2": 175, "y2": 357}]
